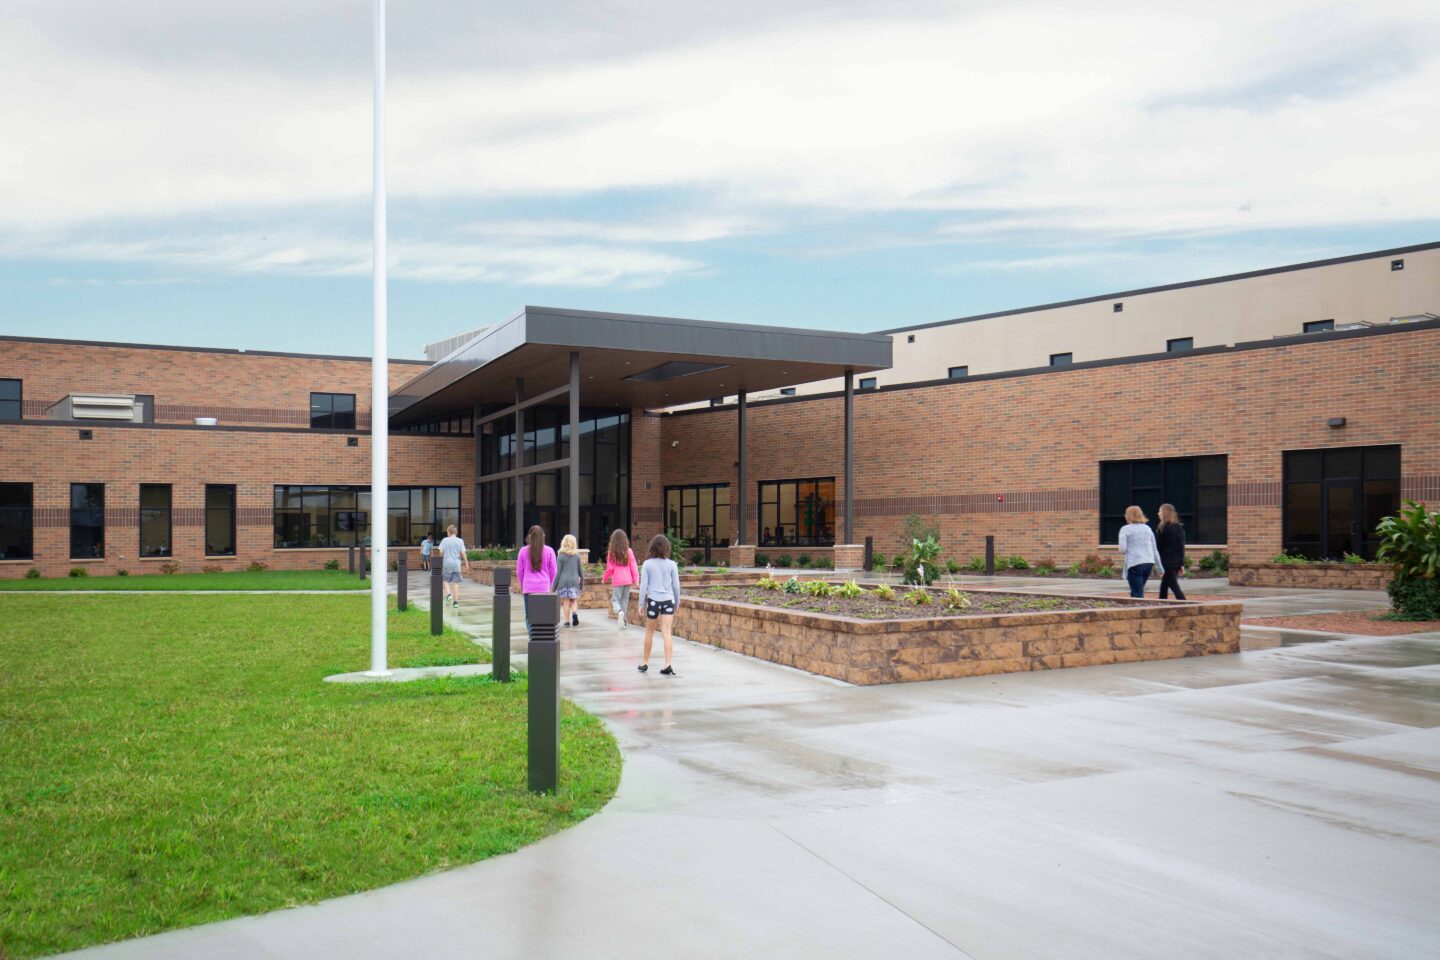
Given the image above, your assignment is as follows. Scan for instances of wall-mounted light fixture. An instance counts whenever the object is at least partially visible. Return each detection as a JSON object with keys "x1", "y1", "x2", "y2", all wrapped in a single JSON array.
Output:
[{"x1": 1327, "y1": 417, "x2": 1347, "y2": 428}]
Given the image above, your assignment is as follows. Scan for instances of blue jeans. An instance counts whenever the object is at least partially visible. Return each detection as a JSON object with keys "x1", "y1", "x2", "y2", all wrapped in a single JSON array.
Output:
[{"x1": 1126, "y1": 563, "x2": 1153, "y2": 598}]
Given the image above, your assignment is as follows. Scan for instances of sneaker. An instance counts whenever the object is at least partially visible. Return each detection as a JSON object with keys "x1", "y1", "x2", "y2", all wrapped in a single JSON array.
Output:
[
  {"x1": 637, "y1": 664, "x2": 648, "y2": 673},
  {"x1": 572, "y1": 613, "x2": 579, "y2": 627},
  {"x1": 659, "y1": 666, "x2": 677, "y2": 677},
  {"x1": 616, "y1": 617, "x2": 625, "y2": 631}
]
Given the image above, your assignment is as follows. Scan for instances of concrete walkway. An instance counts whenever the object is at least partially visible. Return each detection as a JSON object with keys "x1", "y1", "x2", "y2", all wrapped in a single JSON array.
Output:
[{"x1": 56, "y1": 576, "x2": 1440, "y2": 959}]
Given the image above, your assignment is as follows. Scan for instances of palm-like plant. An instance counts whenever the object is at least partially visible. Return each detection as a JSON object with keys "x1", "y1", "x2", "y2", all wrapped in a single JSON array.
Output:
[{"x1": 1376, "y1": 501, "x2": 1440, "y2": 580}]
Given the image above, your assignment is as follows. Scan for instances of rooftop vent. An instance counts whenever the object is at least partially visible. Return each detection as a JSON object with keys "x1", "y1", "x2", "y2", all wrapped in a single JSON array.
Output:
[{"x1": 46, "y1": 395, "x2": 143, "y2": 422}]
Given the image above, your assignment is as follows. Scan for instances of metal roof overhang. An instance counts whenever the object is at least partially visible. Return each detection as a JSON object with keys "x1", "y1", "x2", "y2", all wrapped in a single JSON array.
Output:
[{"x1": 388, "y1": 306, "x2": 893, "y2": 424}]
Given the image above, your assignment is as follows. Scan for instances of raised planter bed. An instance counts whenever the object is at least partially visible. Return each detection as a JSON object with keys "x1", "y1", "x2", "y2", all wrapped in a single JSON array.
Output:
[
  {"x1": 1229, "y1": 561, "x2": 1392, "y2": 591},
  {"x1": 622, "y1": 583, "x2": 1241, "y2": 685}
]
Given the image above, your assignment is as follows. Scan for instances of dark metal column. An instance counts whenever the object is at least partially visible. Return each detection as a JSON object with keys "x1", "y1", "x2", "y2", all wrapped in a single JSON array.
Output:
[
  {"x1": 473, "y1": 400, "x2": 482, "y2": 547},
  {"x1": 514, "y1": 378, "x2": 525, "y2": 548},
  {"x1": 736, "y1": 389, "x2": 747, "y2": 545},
  {"x1": 397, "y1": 549, "x2": 407, "y2": 611},
  {"x1": 844, "y1": 368, "x2": 854, "y2": 545},
  {"x1": 430, "y1": 558, "x2": 443, "y2": 635},
  {"x1": 568, "y1": 351, "x2": 580, "y2": 548}
]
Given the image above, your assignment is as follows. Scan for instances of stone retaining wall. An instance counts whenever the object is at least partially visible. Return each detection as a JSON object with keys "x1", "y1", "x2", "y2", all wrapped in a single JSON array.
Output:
[
  {"x1": 1229, "y1": 561, "x2": 1393, "y2": 590},
  {"x1": 623, "y1": 588, "x2": 1241, "y2": 684}
]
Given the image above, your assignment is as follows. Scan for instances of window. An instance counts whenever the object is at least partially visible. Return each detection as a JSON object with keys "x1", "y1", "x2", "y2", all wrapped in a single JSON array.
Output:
[
  {"x1": 859, "y1": 377, "x2": 877, "y2": 390},
  {"x1": 394, "y1": 410, "x2": 474, "y2": 435},
  {"x1": 779, "y1": 388, "x2": 796, "y2": 396},
  {"x1": 1167, "y1": 337, "x2": 1193, "y2": 353},
  {"x1": 206, "y1": 485, "x2": 236, "y2": 556},
  {"x1": 1303, "y1": 320, "x2": 1334, "y2": 334},
  {"x1": 948, "y1": 366, "x2": 969, "y2": 379},
  {"x1": 70, "y1": 483, "x2": 105, "y2": 558},
  {"x1": 1100, "y1": 456, "x2": 1227, "y2": 545},
  {"x1": 1050, "y1": 353, "x2": 1073, "y2": 366},
  {"x1": 906, "y1": 334, "x2": 916, "y2": 343},
  {"x1": 1283, "y1": 445, "x2": 1399, "y2": 560},
  {"x1": 759, "y1": 477, "x2": 836, "y2": 547},
  {"x1": 309, "y1": 392, "x2": 357, "y2": 429},
  {"x1": 0, "y1": 483, "x2": 33, "y2": 560},
  {"x1": 1113, "y1": 303, "x2": 1123, "y2": 313},
  {"x1": 273, "y1": 485, "x2": 459, "y2": 548},
  {"x1": 0, "y1": 378, "x2": 20, "y2": 421},
  {"x1": 664, "y1": 484, "x2": 730, "y2": 546},
  {"x1": 139, "y1": 484, "x2": 172, "y2": 558},
  {"x1": 1391, "y1": 259, "x2": 1404, "y2": 271}
]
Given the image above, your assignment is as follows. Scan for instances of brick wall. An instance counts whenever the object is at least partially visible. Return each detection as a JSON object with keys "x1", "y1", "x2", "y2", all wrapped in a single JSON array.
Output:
[{"x1": 658, "y1": 326, "x2": 1440, "y2": 565}]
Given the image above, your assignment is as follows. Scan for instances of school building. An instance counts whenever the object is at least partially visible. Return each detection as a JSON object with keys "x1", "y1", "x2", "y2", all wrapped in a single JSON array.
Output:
[{"x1": 1, "y1": 240, "x2": 1437, "y2": 578}]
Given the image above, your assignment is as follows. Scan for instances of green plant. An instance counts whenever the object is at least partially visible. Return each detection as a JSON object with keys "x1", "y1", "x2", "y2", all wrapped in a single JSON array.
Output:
[
  {"x1": 890, "y1": 553, "x2": 907, "y2": 571},
  {"x1": 25, "y1": 567, "x2": 40, "y2": 579},
  {"x1": 247, "y1": 560, "x2": 268, "y2": 572},
  {"x1": 945, "y1": 558, "x2": 961, "y2": 574},
  {"x1": 324, "y1": 559, "x2": 340, "y2": 570},
  {"x1": 115, "y1": 569, "x2": 129, "y2": 577},
  {"x1": 158, "y1": 561, "x2": 180, "y2": 575},
  {"x1": 666, "y1": 527, "x2": 691, "y2": 560},
  {"x1": 754, "y1": 552, "x2": 770, "y2": 566},
  {"x1": 1006, "y1": 555, "x2": 1030, "y2": 570},
  {"x1": 1066, "y1": 562, "x2": 1082, "y2": 575},
  {"x1": 872, "y1": 583, "x2": 896, "y2": 601},
  {"x1": 902, "y1": 514, "x2": 941, "y2": 547},
  {"x1": 905, "y1": 588, "x2": 933, "y2": 606},
  {"x1": 1197, "y1": 550, "x2": 1230, "y2": 574},
  {"x1": 782, "y1": 576, "x2": 803, "y2": 595},
  {"x1": 776, "y1": 555, "x2": 793, "y2": 568},
  {"x1": 837, "y1": 579, "x2": 864, "y2": 598},
  {"x1": 802, "y1": 579, "x2": 835, "y2": 598},
  {"x1": 966, "y1": 556, "x2": 987, "y2": 572},
  {"x1": 202, "y1": 565, "x2": 224, "y2": 574},
  {"x1": 1271, "y1": 552, "x2": 1308, "y2": 564},
  {"x1": 756, "y1": 576, "x2": 782, "y2": 591},
  {"x1": 1385, "y1": 576, "x2": 1440, "y2": 621},
  {"x1": 942, "y1": 588, "x2": 970, "y2": 610},
  {"x1": 796, "y1": 553, "x2": 812, "y2": 568},
  {"x1": 717, "y1": 559, "x2": 729, "y2": 568},
  {"x1": 1376, "y1": 501, "x2": 1440, "y2": 620},
  {"x1": 902, "y1": 535, "x2": 943, "y2": 585},
  {"x1": 1078, "y1": 554, "x2": 1115, "y2": 577},
  {"x1": 811, "y1": 556, "x2": 834, "y2": 570},
  {"x1": 69, "y1": 567, "x2": 89, "y2": 578},
  {"x1": 1341, "y1": 552, "x2": 1364, "y2": 564}
]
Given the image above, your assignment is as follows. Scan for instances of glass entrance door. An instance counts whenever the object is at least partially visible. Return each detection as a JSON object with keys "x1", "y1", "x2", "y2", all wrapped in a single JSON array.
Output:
[
  {"x1": 1323, "y1": 479, "x2": 1360, "y2": 560},
  {"x1": 1283, "y1": 445, "x2": 1400, "y2": 560}
]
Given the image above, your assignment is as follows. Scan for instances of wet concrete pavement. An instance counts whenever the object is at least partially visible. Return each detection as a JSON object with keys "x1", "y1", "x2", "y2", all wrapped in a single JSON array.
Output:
[{"x1": 58, "y1": 575, "x2": 1440, "y2": 959}]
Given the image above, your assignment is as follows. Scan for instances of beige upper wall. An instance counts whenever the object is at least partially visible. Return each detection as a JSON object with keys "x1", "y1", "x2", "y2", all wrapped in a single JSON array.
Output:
[{"x1": 773, "y1": 243, "x2": 1438, "y2": 400}]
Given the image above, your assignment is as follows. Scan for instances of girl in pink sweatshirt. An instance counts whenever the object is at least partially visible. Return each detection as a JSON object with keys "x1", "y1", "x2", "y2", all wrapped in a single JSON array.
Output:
[
  {"x1": 516, "y1": 525, "x2": 557, "y2": 629},
  {"x1": 601, "y1": 528, "x2": 639, "y2": 632}
]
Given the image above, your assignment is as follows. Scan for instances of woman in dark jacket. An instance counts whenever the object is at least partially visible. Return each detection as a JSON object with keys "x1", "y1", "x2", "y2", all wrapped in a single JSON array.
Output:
[{"x1": 1155, "y1": 503, "x2": 1186, "y2": 600}]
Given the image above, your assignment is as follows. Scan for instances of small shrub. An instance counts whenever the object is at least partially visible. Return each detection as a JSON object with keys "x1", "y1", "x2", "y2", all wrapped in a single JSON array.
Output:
[
  {"x1": 116, "y1": 569, "x2": 129, "y2": 577},
  {"x1": 323, "y1": 558, "x2": 340, "y2": 570},
  {"x1": 757, "y1": 576, "x2": 782, "y2": 591},
  {"x1": 24, "y1": 567, "x2": 40, "y2": 579},
  {"x1": 837, "y1": 580, "x2": 864, "y2": 598},
  {"x1": 1006, "y1": 555, "x2": 1030, "y2": 570},
  {"x1": 802, "y1": 579, "x2": 835, "y2": 598},
  {"x1": 247, "y1": 561, "x2": 268, "y2": 572},
  {"x1": 890, "y1": 553, "x2": 907, "y2": 571},
  {"x1": 811, "y1": 556, "x2": 834, "y2": 570},
  {"x1": 945, "y1": 558, "x2": 961, "y2": 574},
  {"x1": 717, "y1": 559, "x2": 729, "y2": 568},
  {"x1": 69, "y1": 567, "x2": 89, "y2": 578},
  {"x1": 1386, "y1": 577, "x2": 1440, "y2": 621},
  {"x1": 1078, "y1": 554, "x2": 1115, "y2": 577},
  {"x1": 1377, "y1": 501, "x2": 1440, "y2": 619},
  {"x1": 688, "y1": 552, "x2": 704, "y2": 565},
  {"x1": 1271, "y1": 552, "x2": 1308, "y2": 565},
  {"x1": 202, "y1": 565, "x2": 223, "y2": 574},
  {"x1": 1066, "y1": 562, "x2": 1082, "y2": 575},
  {"x1": 776, "y1": 555, "x2": 793, "y2": 568},
  {"x1": 754, "y1": 552, "x2": 770, "y2": 566},
  {"x1": 796, "y1": 553, "x2": 812, "y2": 568},
  {"x1": 159, "y1": 561, "x2": 181, "y2": 575},
  {"x1": 966, "y1": 556, "x2": 987, "y2": 572},
  {"x1": 1341, "y1": 552, "x2": 1364, "y2": 565},
  {"x1": 1034, "y1": 558, "x2": 1057, "y2": 575},
  {"x1": 1197, "y1": 550, "x2": 1230, "y2": 574},
  {"x1": 782, "y1": 576, "x2": 803, "y2": 595},
  {"x1": 872, "y1": 583, "x2": 896, "y2": 601},
  {"x1": 942, "y1": 588, "x2": 970, "y2": 610},
  {"x1": 466, "y1": 550, "x2": 484, "y2": 562},
  {"x1": 905, "y1": 588, "x2": 933, "y2": 606}
]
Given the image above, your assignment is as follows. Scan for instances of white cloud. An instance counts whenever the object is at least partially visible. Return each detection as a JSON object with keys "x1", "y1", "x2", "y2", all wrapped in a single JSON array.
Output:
[{"x1": 0, "y1": 0, "x2": 1437, "y2": 276}]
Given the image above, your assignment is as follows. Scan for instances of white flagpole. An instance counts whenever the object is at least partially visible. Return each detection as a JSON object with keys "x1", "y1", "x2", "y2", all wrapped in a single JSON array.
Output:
[{"x1": 367, "y1": 0, "x2": 391, "y2": 676}]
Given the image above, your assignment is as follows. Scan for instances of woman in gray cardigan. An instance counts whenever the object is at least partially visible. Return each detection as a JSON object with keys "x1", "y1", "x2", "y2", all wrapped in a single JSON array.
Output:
[
  {"x1": 552, "y1": 534, "x2": 584, "y2": 628},
  {"x1": 636, "y1": 533, "x2": 681, "y2": 676}
]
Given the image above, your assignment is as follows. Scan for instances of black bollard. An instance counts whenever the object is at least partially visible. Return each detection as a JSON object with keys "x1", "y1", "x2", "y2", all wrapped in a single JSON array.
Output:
[
  {"x1": 985, "y1": 535, "x2": 995, "y2": 576},
  {"x1": 525, "y1": 592, "x2": 560, "y2": 794},
  {"x1": 492, "y1": 567, "x2": 512, "y2": 683},
  {"x1": 348, "y1": 545, "x2": 355, "y2": 574},
  {"x1": 430, "y1": 558, "x2": 443, "y2": 636},
  {"x1": 359, "y1": 544, "x2": 367, "y2": 581},
  {"x1": 397, "y1": 550, "x2": 407, "y2": 612},
  {"x1": 863, "y1": 535, "x2": 873, "y2": 572}
]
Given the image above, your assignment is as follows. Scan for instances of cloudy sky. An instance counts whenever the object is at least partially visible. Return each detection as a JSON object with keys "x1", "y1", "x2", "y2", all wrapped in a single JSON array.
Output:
[{"x1": 2, "y1": 0, "x2": 1437, "y2": 356}]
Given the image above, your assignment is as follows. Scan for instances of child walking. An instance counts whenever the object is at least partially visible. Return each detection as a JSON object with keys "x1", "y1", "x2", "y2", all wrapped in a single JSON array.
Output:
[
  {"x1": 636, "y1": 533, "x2": 681, "y2": 676},
  {"x1": 601, "y1": 529, "x2": 639, "y2": 631},
  {"x1": 516, "y1": 525, "x2": 557, "y2": 630},
  {"x1": 437, "y1": 525, "x2": 471, "y2": 608},
  {"x1": 419, "y1": 533, "x2": 432, "y2": 571},
  {"x1": 552, "y1": 534, "x2": 584, "y2": 627}
]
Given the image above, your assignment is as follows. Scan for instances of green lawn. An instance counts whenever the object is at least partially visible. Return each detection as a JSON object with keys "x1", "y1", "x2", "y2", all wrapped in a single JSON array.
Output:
[
  {"x1": 0, "y1": 595, "x2": 621, "y2": 958},
  {"x1": 0, "y1": 569, "x2": 369, "y2": 591}
]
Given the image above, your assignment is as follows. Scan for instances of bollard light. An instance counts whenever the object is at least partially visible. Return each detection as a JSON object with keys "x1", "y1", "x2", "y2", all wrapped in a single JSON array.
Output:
[
  {"x1": 525, "y1": 592, "x2": 561, "y2": 794},
  {"x1": 430, "y1": 558, "x2": 443, "y2": 636},
  {"x1": 492, "y1": 567, "x2": 512, "y2": 683}
]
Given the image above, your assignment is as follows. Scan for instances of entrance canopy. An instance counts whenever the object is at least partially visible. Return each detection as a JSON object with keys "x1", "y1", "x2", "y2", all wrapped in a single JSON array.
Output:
[{"x1": 388, "y1": 306, "x2": 892, "y2": 423}]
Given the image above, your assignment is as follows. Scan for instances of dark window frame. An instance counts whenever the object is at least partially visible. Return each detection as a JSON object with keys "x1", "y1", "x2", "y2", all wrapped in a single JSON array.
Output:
[
  {"x1": 1166, "y1": 337, "x2": 1194, "y2": 353},
  {"x1": 0, "y1": 377, "x2": 21, "y2": 421},
  {"x1": 758, "y1": 476, "x2": 837, "y2": 548},
  {"x1": 1050, "y1": 353, "x2": 1073, "y2": 366},
  {"x1": 273, "y1": 484, "x2": 460, "y2": 548},
  {"x1": 139, "y1": 483, "x2": 173, "y2": 558},
  {"x1": 1391, "y1": 259, "x2": 1404, "y2": 271},
  {"x1": 206, "y1": 484, "x2": 237, "y2": 556},
  {"x1": 1113, "y1": 303, "x2": 1124, "y2": 313},
  {"x1": 70, "y1": 482, "x2": 105, "y2": 559},
  {"x1": 1282, "y1": 444, "x2": 1400, "y2": 560},
  {"x1": 779, "y1": 388, "x2": 797, "y2": 396},
  {"x1": 0, "y1": 482, "x2": 33, "y2": 560},
  {"x1": 1099, "y1": 456, "x2": 1227, "y2": 545},
  {"x1": 663, "y1": 483, "x2": 730, "y2": 547},
  {"x1": 947, "y1": 365, "x2": 969, "y2": 379},
  {"x1": 859, "y1": 377, "x2": 877, "y2": 390},
  {"x1": 1303, "y1": 320, "x2": 1335, "y2": 334},
  {"x1": 309, "y1": 392, "x2": 357, "y2": 430}
]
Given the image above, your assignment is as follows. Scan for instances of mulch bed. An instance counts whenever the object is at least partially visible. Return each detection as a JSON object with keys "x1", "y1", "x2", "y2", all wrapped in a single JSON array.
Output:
[
  {"x1": 698, "y1": 585, "x2": 1131, "y2": 621},
  {"x1": 1242, "y1": 610, "x2": 1440, "y2": 636}
]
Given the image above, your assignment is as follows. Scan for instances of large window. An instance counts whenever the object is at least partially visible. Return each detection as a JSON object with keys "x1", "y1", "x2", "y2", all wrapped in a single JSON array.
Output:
[
  {"x1": 394, "y1": 410, "x2": 474, "y2": 435},
  {"x1": 1283, "y1": 445, "x2": 1399, "y2": 560},
  {"x1": 309, "y1": 393, "x2": 357, "y2": 430},
  {"x1": 664, "y1": 484, "x2": 730, "y2": 547},
  {"x1": 139, "y1": 484, "x2": 172, "y2": 558},
  {"x1": 1100, "y1": 456, "x2": 1227, "y2": 545},
  {"x1": 206, "y1": 485, "x2": 236, "y2": 556},
  {"x1": 273, "y1": 485, "x2": 459, "y2": 548},
  {"x1": 759, "y1": 477, "x2": 836, "y2": 547},
  {"x1": 0, "y1": 483, "x2": 33, "y2": 560},
  {"x1": 0, "y1": 378, "x2": 20, "y2": 420},
  {"x1": 70, "y1": 483, "x2": 105, "y2": 558}
]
